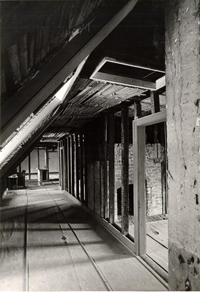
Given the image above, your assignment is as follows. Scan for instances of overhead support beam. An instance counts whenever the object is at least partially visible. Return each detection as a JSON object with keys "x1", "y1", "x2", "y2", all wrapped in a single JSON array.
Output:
[{"x1": 1, "y1": 0, "x2": 139, "y2": 144}]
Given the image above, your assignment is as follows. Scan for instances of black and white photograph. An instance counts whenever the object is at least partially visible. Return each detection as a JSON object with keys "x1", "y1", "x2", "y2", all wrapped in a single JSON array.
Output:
[{"x1": 0, "y1": 0, "x2": 199, "y2": 291}]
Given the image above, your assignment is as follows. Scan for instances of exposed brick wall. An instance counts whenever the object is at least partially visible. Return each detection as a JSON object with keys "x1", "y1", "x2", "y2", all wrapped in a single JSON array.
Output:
[{"x1": 114, "y1": 143, "x2": 164, "y2": 217}]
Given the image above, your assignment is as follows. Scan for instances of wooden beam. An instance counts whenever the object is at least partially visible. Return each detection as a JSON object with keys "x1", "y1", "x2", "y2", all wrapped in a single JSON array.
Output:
[
  {"x1": 80, "y1": 133, "x2": 84, "y2": 203},
  {"x1": 121, "y1": 106, "x2": 129, "y2": 235},
  {"x1": 150, "y1": 91, "x2": 160, "y2": 113},
  {"x1": 70, "y1": 135, "x2": 75, "y2": 196},
  {"x1": 92, "y1": 72, "x2": 156, "y2": 90},
  {"x1": 37, "y1": 147, "x2": 40, "y2": 169},
  {"x1": 103, "y1": 115, "x2": 108, "y2": 219},
  {"x1": 134, "y1": 101, "x2": 142, "y2": 119},
  {"x1": 133, "y1": 122, "x2": 146, "y2": 255},
  {"x1": 108, "y1": 112, "x2": 115, "y2": 224},
  {"x1": 28, "y1": 154, "x2": 31, "y2": 180},
  {"x1": 135, "y1": 109, "x2": 166, "y2": 127},
  {"x1": 75, "y1": 134, "x2": 79, "y2": 200},
  {"x1": 67, "y1": 137, "x2": 71, "y2": 193},
  {"x1": 1, "y1": 0, "x2": 139, "y2": 144}
]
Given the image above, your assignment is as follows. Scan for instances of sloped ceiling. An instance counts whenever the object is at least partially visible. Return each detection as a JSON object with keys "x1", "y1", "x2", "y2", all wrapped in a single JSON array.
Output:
[{"x1": 0, "y1": 0, "x2": 166, "y2": 176}]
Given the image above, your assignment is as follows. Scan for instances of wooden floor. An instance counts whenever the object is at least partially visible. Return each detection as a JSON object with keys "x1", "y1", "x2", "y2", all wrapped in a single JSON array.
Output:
[{"x1": 0, "y1": 184, "x2": 167, "y2": 291}]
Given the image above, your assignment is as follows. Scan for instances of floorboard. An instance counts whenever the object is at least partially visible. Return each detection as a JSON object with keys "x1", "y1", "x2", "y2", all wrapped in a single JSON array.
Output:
[{"x1": 0, "y1": 183, "x2": 167, "y2": 291}]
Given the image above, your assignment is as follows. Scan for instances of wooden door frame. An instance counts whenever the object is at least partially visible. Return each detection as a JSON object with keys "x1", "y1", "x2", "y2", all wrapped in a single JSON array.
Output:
[{"x1": 133, "y1": 109, "x2": 167, "y2": 255}]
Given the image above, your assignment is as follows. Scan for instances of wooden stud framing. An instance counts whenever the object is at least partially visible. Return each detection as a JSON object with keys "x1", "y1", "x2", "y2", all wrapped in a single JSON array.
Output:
[
  {"x1": 108, "y1": 112, "x2": 115, "y2": 224},
  {"x1": 75, "y1": 133, "x2": 79, "y2": 200},
  {"x1": 80, "y1": 133, "x2": 84, "y2": 202},
  {"x1": 67, "y1": 137, "x2": 71, "y2": 193},
  {"x1": 150, "y1": 91, "x2": 160, "y2": 114},
  {"x1": 133, "y1": 109, "x2": 167, "y2": 255},
  {"x1": 104, "y1": 115, "x2": 109, "y2": 219},
  {"x1": 28, "y1": 154, "x2": 31, "y2": 180},
  {"x1": 70, "y1": 135, "x2": 74, "y2": 196},
  {"x1": 134, "y1": 101, "x2": 141, "y2": 119},
  {"x1": 121, "y1": 106, "x2": 129, "y2": 235},
  {"x1": 37, "y1": 147, "x2": 40, "y2": 169}
]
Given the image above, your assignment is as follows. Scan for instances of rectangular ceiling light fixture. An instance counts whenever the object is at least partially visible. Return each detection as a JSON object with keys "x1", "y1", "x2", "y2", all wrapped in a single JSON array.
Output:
[{"x1": 90, "y1": 57, "x2": 165, "y2": 91}]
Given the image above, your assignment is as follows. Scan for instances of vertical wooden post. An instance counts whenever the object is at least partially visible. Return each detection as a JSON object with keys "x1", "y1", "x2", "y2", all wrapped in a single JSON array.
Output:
[
  {"x1": 75, "y1": 133, "x2": 79, "y2": 200},
  {"x1": 150, "y1": 91, "x2": 160, "y2": 113},
  {"x1": 80, "y1": 133, "x2": 84, "y2": 202},
  {"x1": 108, "y1": 112, "x2": 115, "y2": 224},
  {"x1": 103, "y1": 115, "x2": 109, "y2": 219},
  {"x1": 45, "y1": 147, "x2": 49, "y2": 169},
  {"x1": 37, "y1": 147, "x2": 40, "y2": 169},
  {"x1": 134, "y1": 101, "x2": 141, "y2": 119},
  {"x1": 133, "y1": 122, "x2": 146, "y2": 255},
  {"x1": 121, "y1": 106, "x2": 129, "y2": 235},
  {"x1": 67, "y1": 137, "x2": 71, "y2": 193},
  {"x1": 63, "y1": 138, "x2": 68, "y2": 191},
  {"x1": 58, "y1": 142, "x2": 62, "y2": 188},
  {"x1": 28, "y1": 154, "x2": 31, "y2": 180},
  {"x1": 70, "y1": 135, "x2": 74, "y2": 196}
]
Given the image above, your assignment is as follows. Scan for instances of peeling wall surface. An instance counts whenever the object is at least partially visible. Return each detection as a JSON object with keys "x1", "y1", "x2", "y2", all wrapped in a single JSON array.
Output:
[{"x1": 166, "y1": 0, "x2": 200, "y2": 290}]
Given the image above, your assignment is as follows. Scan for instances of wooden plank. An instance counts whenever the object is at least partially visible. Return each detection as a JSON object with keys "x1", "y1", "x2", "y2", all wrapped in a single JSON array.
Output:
[
  {"x1": 28, "y1": 154, "x2": 31, "y2": 179},
  {"x1": 103, "y1": 115, "x2": 108, "y2": 219},
  {"x1": 100, "y1": 162, "x2": 104, "y2": 218},
  {"x1": 121, "y1": 106, "x2": 129, "y2": 235},
  {"x1": 75, "y1": 134, "x2": 79, "y2": 199},
  {"x1": 150, "y1": 91, "x2": 160, "y2": 113},
  {"x1": 92, "y1": 72, "x2": 156, "y2": 90},
  {"x1": 134, "y1": 101, "x2": 141, "y2": 119},
  {"x1": 133, "y1": 122, "x2": 146, "y2": 255},
  {"x1": 108, "y1": 112, "x2": 115, "y2": 224},
  {"x1": 80, "y1": 133, "x2": 84, "y2": 202},
  {"x1": 1, "y1": 0, "x2": 139, "y2": 144},
  {"x1": 0, "y1": 206, "x2": 26, "y2": 291},
  {"x1": 70, "y1": 135, "x2": 74, "y2": 196},
  {"x1": 67, "y1": 137, "x2": 71, "y2": 193},
  {"x1": 94, "y1": 161, "x2": 101, "y2": 215},
  {"x1": 135, "y1": 109, "x2": 167, "y2": 127}
]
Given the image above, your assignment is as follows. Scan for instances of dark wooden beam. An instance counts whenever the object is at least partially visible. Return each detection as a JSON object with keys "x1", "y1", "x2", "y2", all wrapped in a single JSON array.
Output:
[
  {"x1": 67, "y1": 137, "x2": 71, "y2": 193},
  {"x1": 150, "y1": 91, "x2": 160, "y2": 113},
  {"x1": 103, "y1": 115, "x2": 109, "y2": 219},
  {"x1": 121, "y1": 106, "x2": 129, "y2": 235},
  {"x1": 70, "y1": 135, "x2": 75, "y2": 196},
  {"x1": 80, "y1": 133, "x2": 84, "y2": 203},
  {"x1": 28, "y1": 154, "x2": 31, "y2": 180},
  {"x1": 75, "y1": 134, "x2": 80, "y2": 200},
  {"x1": 108, "y1": 112, "x2": 115, "y2": 224},
  {"x1": 1, "y1": 0, "x2": 139, "y2": 144},
  {"x1": 134, "y1": 101, "x2": 142, "y2": 119}
]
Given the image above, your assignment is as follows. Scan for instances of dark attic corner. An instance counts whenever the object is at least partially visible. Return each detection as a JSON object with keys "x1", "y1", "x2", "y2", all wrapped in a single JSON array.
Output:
[{"x1": 0, "y1": 0, "x2": 199, "y2": 291}]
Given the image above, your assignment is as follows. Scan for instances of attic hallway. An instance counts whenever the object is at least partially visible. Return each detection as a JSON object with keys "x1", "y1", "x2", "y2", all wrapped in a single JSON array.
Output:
[{"x1": 0, "y1": 183, "x2": 167, "y2": 291}]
